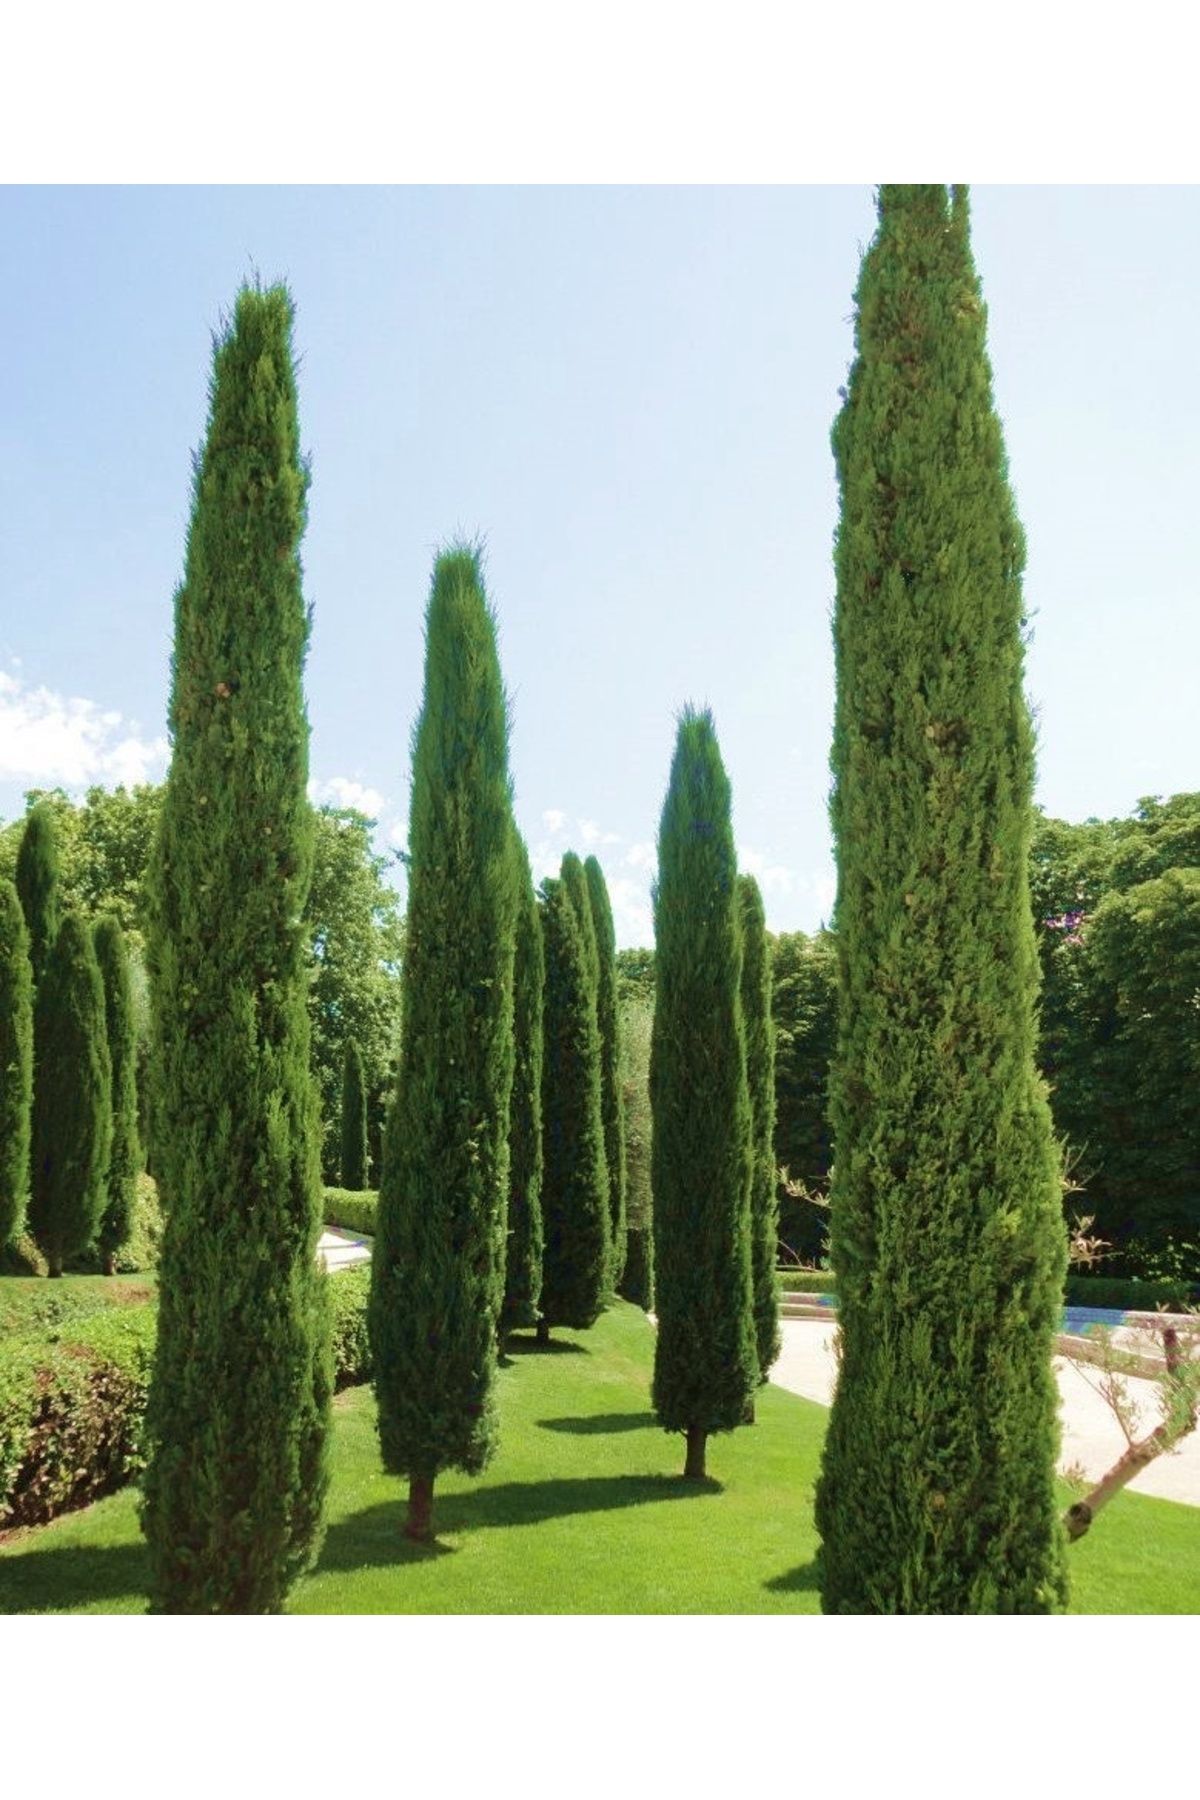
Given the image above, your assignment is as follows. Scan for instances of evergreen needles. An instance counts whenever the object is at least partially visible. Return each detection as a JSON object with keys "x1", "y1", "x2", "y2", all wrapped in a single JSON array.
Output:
[
  {"x1": 368, "y1": 545, "x2": 517, "y2": 1542},
  {"x1": 651, "y1": 707, "x2": 758, "y2": 1478},
  {"x1": 339, "y1": 1040, "x2": 368, "y2": 1190},
  {"x1": 0, "y1": 881, "x2": 34, "y2": 1251},
  {"x1": 500, "y1": 834, "x2": 545, "y2": 1342},
  {"x1": 585, "y1": 855, "x2": 628, "y2": 1289},
  {"x1": 141, "y1": 284, "x2": 331, "y2": 1613},
  {"x1": 738, "y1": 873, "x2": 780, "y2": 1382},
  {"x1": 93, "y1": 916, "x2": 140, "y2": 1275},
  {"x1": 814, "y1": 186, "x2": 1069, "y2": 1614}
]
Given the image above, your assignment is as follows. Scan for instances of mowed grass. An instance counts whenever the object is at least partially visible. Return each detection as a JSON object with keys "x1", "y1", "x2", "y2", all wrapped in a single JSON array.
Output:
[{"x1": 2, "y1": 1302, "x2": 1197, "y2": 1614}]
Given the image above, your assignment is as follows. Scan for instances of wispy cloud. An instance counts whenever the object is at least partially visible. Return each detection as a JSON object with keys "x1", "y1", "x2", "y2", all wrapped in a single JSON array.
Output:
[
  {"x1": 0, "y1": 668, "x2": 167, "y2": 791},
  {"x1": 309, "y1": 774, "x2": 387, "y2": 817}
]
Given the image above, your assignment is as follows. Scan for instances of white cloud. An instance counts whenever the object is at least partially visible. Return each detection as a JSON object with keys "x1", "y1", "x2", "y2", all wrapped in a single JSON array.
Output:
[
  {"x1": 541, "y1": 807, "x2": 567, "y2": 834},
  {"x1": 608, "y1": 874, "x2": 654, "y2": 948},
  {"x1": 737, "y1": 843, "x2": 795, "y2": 897},
  {"x1": 579, "y1": 816, "x2": 622, "y2": 848},
  {"x1": 624, "y1": 840, "x2": 656, "y2": 873},
  {"x1": 0, "y1": 668, "x2": 167, "y2": 791},
  {"x1": 309, "y1": 775, "x2": 387, "y2": 817}
]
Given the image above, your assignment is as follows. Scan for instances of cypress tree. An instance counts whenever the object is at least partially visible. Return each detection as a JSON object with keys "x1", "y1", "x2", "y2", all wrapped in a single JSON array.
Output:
[
  {"x1": 339, "y1": 1039, "x2": 368, "y2": 1190},
  {"x1": 618, "y1": 1227, "x2": 654, "y2": 1312},
  {"x1": 141, "y1": 284, "x2": 331, "y2": 1613},
  {"x1": 29, "y1": 915, "x2": 112, "y2": 1277},
  {"x1": 93, "y1": 916, "x2": 140, "y2": 1275},
  {"x1": 814, "y1": 186, "x2": 1069, "y2": 1614},
  {"x1": 499, "y1": 833, "x2": 545, "y2": 1342},
  {"x1": 538, "y1": 866, "x2": 610, "y2": 1340},
  {"x1": 368, "y1": 545, "x2": 517, "y2": 1542},
  {"x1": 585, "y1": 854, "x2": 628, "y2": 1289},
  {"x1": 738, "y1": 873, "x2": 780, "y2": 1382},
  {"x1": 0, "y1": 881, "x2": 33, "y2": 1251},
  {"x1": 15, "y1": 801, "x2": 61, "y2": 992},
  {"x1": 651, "y1": 707, "x2": 757, "y2": 1478}
]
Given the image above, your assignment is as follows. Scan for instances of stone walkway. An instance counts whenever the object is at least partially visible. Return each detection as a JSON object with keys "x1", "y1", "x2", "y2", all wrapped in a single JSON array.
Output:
[
  {"x1": 317, "y1": 1227, "x2": 371, "y2": 1273},
  {"x1": 769, "y1": 1318, "x2": 1200, "y2": 1509}
]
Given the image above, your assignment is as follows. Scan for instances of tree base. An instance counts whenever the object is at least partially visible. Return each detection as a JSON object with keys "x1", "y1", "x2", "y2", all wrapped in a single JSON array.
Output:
[
  {"x1": 683, "y1": 1426, "x2": 707, "y2": 1480},
  {"x1": 535, "y1": 1318, "x2": 550, "y2": 1346},
  {"x1": 405, "y1": 1474, "x2": 434, "y2": 1541}
]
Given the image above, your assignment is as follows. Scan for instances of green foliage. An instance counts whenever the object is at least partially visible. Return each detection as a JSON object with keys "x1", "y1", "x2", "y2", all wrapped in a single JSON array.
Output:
[
  {"x1": 329, "y1": 1266, "x2": 372, "y2": 1390},
  {"x1": 777, "y1": 1268, "x2": 838, "y2": 1294},
  {"x1": 368, "y1": 544, "x2": 517, "y2": 1488},
  {"x1": 323, "y1": 1187, "x2": 378, "y2": 1236},
  {"x1": 538, "y1": 867, "x2": 610, "y2": 1331},
  {"x1": 339, "y1": 1039, "x2": 368, "y2": 1190},
  {"x1": 93, "y1": 917, "x2": 140, "y2": 1272},
  {"x1": 619, "y1": 986, "x2": 653, "y2": 1233},
  {"x1": 15, "y1": 801, "x2": 61, "y2": 991},
  {"x1": 617, "y1": 1227, "x2": 654, "y2": 1311},
  {"x1": 771, "y1": 929, "x2": 837, "y2": 1263},
  {"x1": 141, "y1": 283, "x2": 331, "y2": 1614},
  {"x1": 307, "y1": 806, "x2": 404, "y2": 1182},
  {"x1": 1063, "y1": 1273, "x2": 1197, "y2": 1310},
  {"x1": 500, "y1": 836, "x2": 545, "y2": 1338},
  {"x1": 738, "y1": 875, "x2": 780, "y2": 1380},
  {"x1": 585, "y1": 856, "x2": 627, "y2": 1289},
  {"x1": 29, "y1": 916, "x2": 113, "y2": 1278},
  {"x1": 0, "y1": 882, "x2": 33, "y2": 1249},
  {"x1": 651, "y1": 708, "x2": 758, "y2": 1449},
  {"x1": 815, "y1": 186, "x2": 1069, "y2": 1614},
  {"x1": 1, "y1": 1306, "x2": 158, "y2": 1529},
  {"x1": 614, "y1": 945, "x2": 655, "y2": 1005}
]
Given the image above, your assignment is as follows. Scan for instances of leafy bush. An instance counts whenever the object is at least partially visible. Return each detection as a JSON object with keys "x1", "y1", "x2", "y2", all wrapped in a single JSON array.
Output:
[
  {"x1": 1, "y1": 1307, "x2": 157, "y2": 1528},
  {"x1": 0, "y1": 1264, "x2": 372, "y2": 1530},
  {"x1": 777, "y1": 1268, "x2": 838, "y2": 1294},
  {"x1": 1063, "y1": 1273, "x2": 1197, "y2": 1311},
  {"x1": 323, "y1": 1188, "x2": 378, "y2": 1237}
]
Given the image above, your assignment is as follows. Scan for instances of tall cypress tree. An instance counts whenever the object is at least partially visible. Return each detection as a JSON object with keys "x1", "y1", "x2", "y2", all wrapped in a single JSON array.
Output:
[
  {"x1": 651, "y1": 708, "x2": 757, "y2": 1478},
  {"x1": 738, "y1": 873, "x2": 779, "y2": 1383},
  {"x1": 339, "y1": 1040, "x2": 368, "y2": 1190},
  {"x1": 15, "y1": 802, "x2": 61, "y2": 993},
  {"x1": 500, "y1": 833, "x2": 545, "y2": 1342},
  {"x1": 141, "y1": 284, "x2": 331, "y2": 1613},
  {"x1": 29, "y1": 915, "x2": 112, "y2": 1277},
  {"x1": 0, "y1": 881, "x2": 33, "y2": 1251},
  {"x1": 368, "y1": 545, "x2": 517, "y2": 1542},
  {"x1": 93, "y1": 916, "x2": 140, "y2": 1275},
  {"x1": 814, "y1": 186, "x2": 1068, "y2": 1614},
  {"x1": 585, "y1": 855, "x2": 628, "y2": 1289},
  {"x1": 538, "y1": 867, "x2": 610, "y2": 1341}
]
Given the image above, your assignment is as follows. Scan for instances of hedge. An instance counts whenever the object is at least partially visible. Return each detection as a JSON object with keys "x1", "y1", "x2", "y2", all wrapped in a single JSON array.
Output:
[
  {"x1": 0, "y1": 1266, "x2": 373, "y2": 1533},
  {"x1": 1063, "y1": 1273, "x2": 1198, "y2": 1311},
  {"x1": 323, "y1": 1188, "x2": 378, "y2": 1237},
  {"x1": 777, "y1": 1268, "x2": 837, "y2": 1294}
]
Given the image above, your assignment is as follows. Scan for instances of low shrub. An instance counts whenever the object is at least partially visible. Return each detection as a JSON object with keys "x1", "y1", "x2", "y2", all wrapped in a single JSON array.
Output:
[
  {"x1": 777, "y1": 1268, "x2": 838, "y2": 1294},
  {"x1": 1063, "y1": 1273, "x2": 1198, "y2": 1311},
  {"x1": 0, "y1": 1265, "x2": 371, "y2": 1531},
  {"x1": 1, "y1": 1307, "x2": 157, "y2": 1529},
  {"x1": 323, "y1": 1188, "x2": 378, "y2": 1237}
]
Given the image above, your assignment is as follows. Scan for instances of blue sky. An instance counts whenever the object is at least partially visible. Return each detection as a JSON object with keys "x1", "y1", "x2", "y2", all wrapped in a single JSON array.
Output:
[{"x1": 1, "y1": 185, "x2": 1197, "y2": 946}]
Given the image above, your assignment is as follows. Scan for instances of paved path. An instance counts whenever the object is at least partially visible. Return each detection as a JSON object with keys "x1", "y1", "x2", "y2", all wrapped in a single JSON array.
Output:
[
  {"x1": 317, "y1": 1228, "x2": 371, "y2": 1273},
  {"x1": 769, "y1": 1318, "x2": 1200, "y2": 1509}
]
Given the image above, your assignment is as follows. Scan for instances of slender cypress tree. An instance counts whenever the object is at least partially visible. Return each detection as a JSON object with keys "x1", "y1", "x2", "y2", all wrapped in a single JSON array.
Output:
[
  {"x1": 738, "y1": 873, "x2": 780, "y2": 1382},
  {"x1": 500, "y1": 834, "x2": 545, "y2": 1342},
  {"x1": 814, "y1": 186, "x2": 1069, "y2": 1614},
  {"x1": 538, "y1": 868, "x2": 610, "y2": 1340},
  {"x1": 0, "y1": 881, "x2": 33, "y2": 1251},
  {"x1": 141, "y1": 284, "x2": 331, "y2": 1613},
  {"x1": 15, "y1": 802, "x2": 61, "y2": 993},
  {"x1": 585, "y1": 855, "x2": 628, "y2": 1289},
  {"x1": 651, "y1": 708, "x2": 758, "y2": 1478},
  {"x1": 93, "y1": 916, "x2": 140, "y2": 1275},
  {"x1": 368, "y1": 545, "x2": 517, "y2": 1542},
  {"x1": 29, "y1": 915, "x2": 112, "y2": 1277},
  {"x1": 339, "y1": 1040, "x2": 368, "y2": 1190}
]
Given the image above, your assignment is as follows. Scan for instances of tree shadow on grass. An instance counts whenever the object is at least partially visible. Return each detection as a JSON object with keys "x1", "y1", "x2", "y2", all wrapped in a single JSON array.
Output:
[
  {"x1": 504, "y1": 1335, "x2": 590, "y2": 1356},
  {"x1": 316, "y1": 1472, "x2": 719, "y2": 1576},
  {"x1": 0, "y1": 1538, "x2": 151, "y2": 1615},
  {"x1": 537, "y1": 1412, "x2": 658, "y2": 1435},
  {"x1": 763, "y1": 1560, "x2": 821, "y2": 1596}
]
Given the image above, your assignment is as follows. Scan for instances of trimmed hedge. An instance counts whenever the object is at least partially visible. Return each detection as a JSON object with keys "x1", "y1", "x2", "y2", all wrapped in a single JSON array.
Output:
[
  {"x1": 1063, "y1": 1274, "x2": 1198, "y2": 1311},
  {"x1": 323, "y1": 1188, "x2": 378, "y2": 1237},
  {"x1": 778, "y1": 1268, "x2": 837, "y2": 1294},
  {"x1": 1, "y1": 1266, "x2": 373, "y2": 1532}
]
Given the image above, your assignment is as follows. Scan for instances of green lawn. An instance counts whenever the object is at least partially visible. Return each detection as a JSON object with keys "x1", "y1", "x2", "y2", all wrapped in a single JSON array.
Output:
[{"x1": 2, "y1": 1301, "x2": 1197, "y2": 1614}]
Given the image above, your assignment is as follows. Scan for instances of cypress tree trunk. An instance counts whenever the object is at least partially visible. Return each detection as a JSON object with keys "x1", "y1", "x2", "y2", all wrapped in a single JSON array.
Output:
[
  {"x1": 30, "y1": 916, "x2": 112, "y2": 1278},
  {"x1": 93, "y1": 917, "x2": 140, "y2": 1275},
  {"x1": 368, "y1": 545, "x2": 517, "y2": 1542},
  {"x1": 141, "y1": 284, "x2": 331, "y2": 1614},
  {"x1": 339, "y1": 1040, "x2": 368, "y2": 1190},
  {"x1": 0, "y1": 882, "x2": 34, "y2": 1252},
  {"x1": 585, "y1": 855, "x2": 628, "y2": 1290},
  {"x1": 15, "y1": 802, "x2": 61, "y2": 993},
  {"x1": 500, "y1": 835, "x2": 545, "y2": 1342},
  {"x1": 651, "y1": 708, "x2": 758, "y2": 1474},
  {"x1": 538, "y1": 865, "x2": 610, "y2": 1336},
  {"x1": 738, "y1": 875, "x2": 780, "y2": 1381},
  {"x1": 814, "y1": 186, "x2": 1069, "y2": 1614}
]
